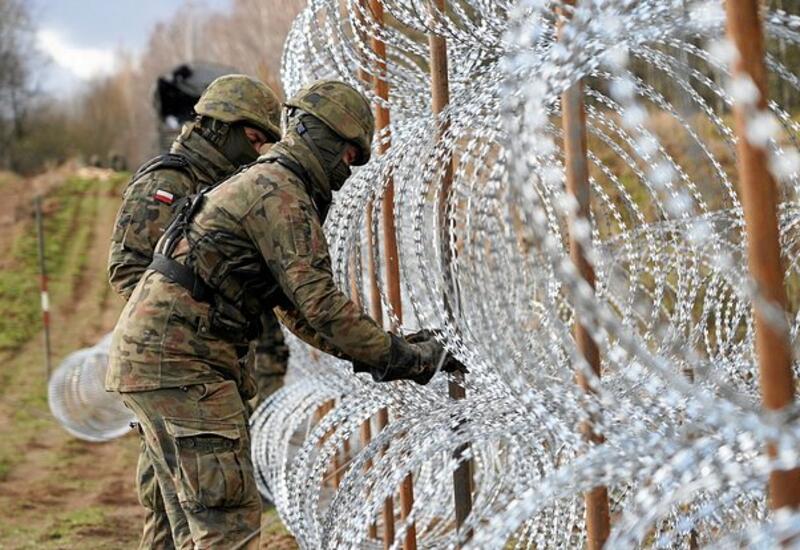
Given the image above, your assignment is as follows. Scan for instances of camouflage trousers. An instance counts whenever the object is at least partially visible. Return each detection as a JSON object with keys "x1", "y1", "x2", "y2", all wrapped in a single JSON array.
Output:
[
  {"x1": 135, "y1": 440, "x2": 175, "y2": 549},
  {"x1": 122, "y1": 380, "x2": 262, "y2": 549}
]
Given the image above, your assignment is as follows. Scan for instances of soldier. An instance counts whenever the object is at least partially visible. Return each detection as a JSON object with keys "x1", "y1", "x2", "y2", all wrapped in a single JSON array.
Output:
[
  {"x1": 107, "y1": 74, "x2": 287, "y2": 549},
  {"x1": 107, "y1": 80, "x2": 462, "y2": 549}
]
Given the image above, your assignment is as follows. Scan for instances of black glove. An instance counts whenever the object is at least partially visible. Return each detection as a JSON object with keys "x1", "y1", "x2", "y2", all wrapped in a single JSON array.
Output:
[
  {"x1": 351, "y1": 333, "x2": 441, "y2": 385},
  {"x1": 352, "y1": 331, "x2": 468, "y2": 385},
  {"x1": 388, "y1": 333, "x2": 443, "y2": 385},
  {"x1": 405, "y1": 330, "x2": 468, "y2": 376}
]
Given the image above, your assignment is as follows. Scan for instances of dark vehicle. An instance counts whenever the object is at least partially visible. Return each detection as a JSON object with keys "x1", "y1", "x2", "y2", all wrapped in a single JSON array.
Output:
[{"x1": 154, "y1": 62, "x2": 238, "y2": 152}]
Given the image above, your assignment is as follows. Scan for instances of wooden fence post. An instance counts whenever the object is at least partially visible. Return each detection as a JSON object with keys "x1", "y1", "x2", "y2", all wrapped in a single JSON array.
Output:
[
  {"x1": 428, "y1": 1, "x2": 475, "y2": 544},
  {"x1": 725, "y1": 0, "x2": 800, "y2": 509},
  {"x1": 557, "y1": 2, "x2": 612, "y2": 546}
]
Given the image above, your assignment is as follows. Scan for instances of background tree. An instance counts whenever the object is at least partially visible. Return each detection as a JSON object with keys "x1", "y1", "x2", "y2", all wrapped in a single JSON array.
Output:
[{"x1": 0, "y1": 0, "x2": 38, "y2": 171}]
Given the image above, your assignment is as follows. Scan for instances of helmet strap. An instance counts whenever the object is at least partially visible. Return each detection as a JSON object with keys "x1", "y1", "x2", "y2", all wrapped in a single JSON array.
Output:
[
  {"x1": 195, "y1": 117, "x2": 259, "y2": 167},
  {"x1": 196, "y1": 116, "x2": 231, "y2": 148}
]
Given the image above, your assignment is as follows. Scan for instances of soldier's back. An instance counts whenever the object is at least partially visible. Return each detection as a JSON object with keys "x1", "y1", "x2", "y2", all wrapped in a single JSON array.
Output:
[
  {"x1": 108, "y1": 161, "x2": 199, "y2": 299},
  {"x1": 108, "y1": 160, "x2": 314, "y2": 394}
]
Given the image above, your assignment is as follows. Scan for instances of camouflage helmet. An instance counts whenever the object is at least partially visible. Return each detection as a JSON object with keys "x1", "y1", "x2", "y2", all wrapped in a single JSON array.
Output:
[
  {"x1": 285, "y1": 80, "x2": 374, "y2": 166},
  {"x1": 194, "y1": 74, "x2": 281, "y2": 140}
]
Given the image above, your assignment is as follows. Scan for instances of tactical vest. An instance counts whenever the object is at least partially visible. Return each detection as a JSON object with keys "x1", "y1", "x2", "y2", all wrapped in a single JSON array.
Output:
[{"x1": 147, "y1": 155, "x2": 308, "y2": 344}]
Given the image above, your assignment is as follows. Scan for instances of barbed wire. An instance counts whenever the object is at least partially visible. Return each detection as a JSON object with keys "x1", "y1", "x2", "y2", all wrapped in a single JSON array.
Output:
[
  {"x1": 254, "y1": 0, "x2": 800, "y2": 548},
  {"x1": 44, "y1": 0, "x2": 800, "y2": 546}
]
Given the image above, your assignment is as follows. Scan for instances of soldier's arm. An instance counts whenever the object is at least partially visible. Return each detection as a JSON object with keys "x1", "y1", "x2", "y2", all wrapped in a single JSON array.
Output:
[
  {"x1": 272, "y1": 306, "x2": 351, "y2": 360},
  {"x1": 108, "y1": 170, "x2": 193, "y2": 300},
  {"x1": 245, "y1": 182, "x2": 391, "y2": 368}
]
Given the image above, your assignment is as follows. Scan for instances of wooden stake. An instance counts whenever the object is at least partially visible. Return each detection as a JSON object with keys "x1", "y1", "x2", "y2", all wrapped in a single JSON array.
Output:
[
  {"x1": 557, "y1": 2, "x2": 611, "y2": 545},
  {"x1": 365, "y1": 2, "x2": 418, "y2": 546},
  {"x1": 349, "y1": 251, "x2": 380, "y2": 540},
  {"x1": 376, "y1": 408, "x2": 396, "y2": 546},
  {"x1": 314, "y1": 399, "x2": 336, "y2": 487},
  {"x1": 360, "y1": 417, "x2": 379, "y2": 539},
  {"x1": 355, "y1": 0, "x2": 411, "y2": 545},
  {"x1": 429, "y1": 1, "x2": 474, "y2": 545},
  {"x1": 725, "y1": 0, "x2": 800, "y2": 509}
]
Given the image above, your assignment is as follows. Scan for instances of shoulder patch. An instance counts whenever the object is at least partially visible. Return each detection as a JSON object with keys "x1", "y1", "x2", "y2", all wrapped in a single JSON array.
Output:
[{"x1": 154, "y1": 189, "x2": 175, "y2": 205}]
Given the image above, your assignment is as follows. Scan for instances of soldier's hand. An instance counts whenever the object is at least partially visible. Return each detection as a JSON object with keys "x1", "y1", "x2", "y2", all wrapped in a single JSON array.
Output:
[
  {"x1": 442, "y1": 355, "x2": 468, "y2": 375},
  {"x1": 354, "y1": 334, "x2": 437, "y2": 385},
  {"x1": 354, "y1": 330, "x2": 467, "y2": 385},
  {"x1": 404, "y1": 329, "x2": 433, "y2": 344},
  {"x1": 378, "y1": 335, "x2": 444, "y2": 385},
  {"x1": 404, "y1": 329, "x2": 468, "y2": 376},
  {"x1": 380, "y1": 334, "x2": 441, "y2": 385}
]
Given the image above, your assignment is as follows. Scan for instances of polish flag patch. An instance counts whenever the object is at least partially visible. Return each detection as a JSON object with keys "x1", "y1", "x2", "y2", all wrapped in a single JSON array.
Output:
[{"x1": 154, "y1": 189, "x2": 175, "y2": 205}]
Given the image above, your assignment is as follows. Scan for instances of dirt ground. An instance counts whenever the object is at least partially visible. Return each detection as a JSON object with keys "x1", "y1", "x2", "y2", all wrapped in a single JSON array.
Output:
[{"x1": 0, "y1": 170, "x2": 296, "y2": 549}]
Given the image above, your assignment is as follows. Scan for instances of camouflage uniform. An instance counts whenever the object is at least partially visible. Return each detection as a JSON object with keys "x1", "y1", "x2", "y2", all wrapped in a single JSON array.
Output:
[
  {"x1": 107, "y1": 75, "x2": 284, "y2": 549},
  {"x1": 108, "y1": 80, "x2": 456, "y2": 549},
  {"x1": 123, "y1": 381, "x2": 258, "y2": 550},
  {"x1": 108, "y1": 73, "x2": 281, "y2": 303}
]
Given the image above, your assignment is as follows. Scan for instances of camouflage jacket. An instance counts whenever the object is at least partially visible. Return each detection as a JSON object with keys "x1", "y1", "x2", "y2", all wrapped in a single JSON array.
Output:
[
  {"x1": 107, "y1": 132, "x2": 391, "y2": 394},
  {"x1": 107, "y1": 123, "x2": 237, "y2": 300}
]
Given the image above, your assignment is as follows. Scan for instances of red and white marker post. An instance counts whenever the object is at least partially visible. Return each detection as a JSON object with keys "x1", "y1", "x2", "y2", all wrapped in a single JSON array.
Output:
[{"x1": 34, "y1": 196, "x2": 53, "y2": 377}]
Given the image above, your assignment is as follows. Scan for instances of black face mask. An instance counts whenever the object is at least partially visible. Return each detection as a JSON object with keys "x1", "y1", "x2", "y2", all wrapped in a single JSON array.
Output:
[
  {"x1": 197, "y1": 118, "x2": 260, "y2": 168},
  {"x1": 220, "y1": 124, "x2": 260, "y2": 167},
  {"x1": 297, "y1": 114, "x2": 351, "y2": 190},
  {"x1": 328, "y1": 158, "x2": 352, "y2": 191}
]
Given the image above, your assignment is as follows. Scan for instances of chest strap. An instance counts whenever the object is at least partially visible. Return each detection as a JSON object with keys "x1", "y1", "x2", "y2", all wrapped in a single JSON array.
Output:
[
  {"x1": 133, "y1": 153, "x2": 194, "y2": 183},
  {"x1": 149, "y1": 253, "x2": 213, "y2": 302},
  {"x1": 148, "y1": 254, "x2": 260, "y2": 343}
]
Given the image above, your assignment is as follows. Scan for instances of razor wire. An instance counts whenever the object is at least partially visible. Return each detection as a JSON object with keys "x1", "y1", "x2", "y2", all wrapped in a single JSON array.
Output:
[
  {"x1": 251, "y1": 0, "x2": 800, "y2": 548},
  {"x1": 47, "y1": 333, "x2": 134, "y2": 442}
]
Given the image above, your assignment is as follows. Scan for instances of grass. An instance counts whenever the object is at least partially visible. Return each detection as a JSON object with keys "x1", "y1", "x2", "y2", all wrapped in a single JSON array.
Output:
[
  {"x1": 0, "y1": 456, "x2": 10, "y2": 482},
  {"x1": 0, "y1": 171, "x2": 20, "y2": 188},
  {"x1": 0, "y1": 175, "x2": 124, "y2": 353},
  {"x1": 41, "y1": 506, "x2": 107, "y2": 544},
  {"x1": 0, "y1": 504, "x2": 125, "y2": 549},
  {"x1": 0, "y1": 171, "x2": 129, "y2": 464},
  {"x1": 0, "y1": 175, "x2": 110, "y2": 485},
  {"x1": 0, "y1": 171, "x2": 142, "y2": 550}
]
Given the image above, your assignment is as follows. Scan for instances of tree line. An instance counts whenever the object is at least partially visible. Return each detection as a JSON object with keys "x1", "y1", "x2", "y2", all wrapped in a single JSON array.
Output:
[
  {"x1": 0, "y1": 0, "x2": 797, "y2": 176},
  {"x1": 0, "y1": 0, "x2": 304, "y2": 175}
]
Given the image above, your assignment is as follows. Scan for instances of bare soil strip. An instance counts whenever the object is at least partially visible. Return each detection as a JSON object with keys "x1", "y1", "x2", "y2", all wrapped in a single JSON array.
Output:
[{"x1": 0, "y1": 171, "x2": 297, "y2": 549}]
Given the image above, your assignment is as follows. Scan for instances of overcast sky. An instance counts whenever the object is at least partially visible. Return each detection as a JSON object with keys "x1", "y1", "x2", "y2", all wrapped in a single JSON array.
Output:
[{"x1": 31, "y1": 0, "x2": 230, "y2": 94}]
